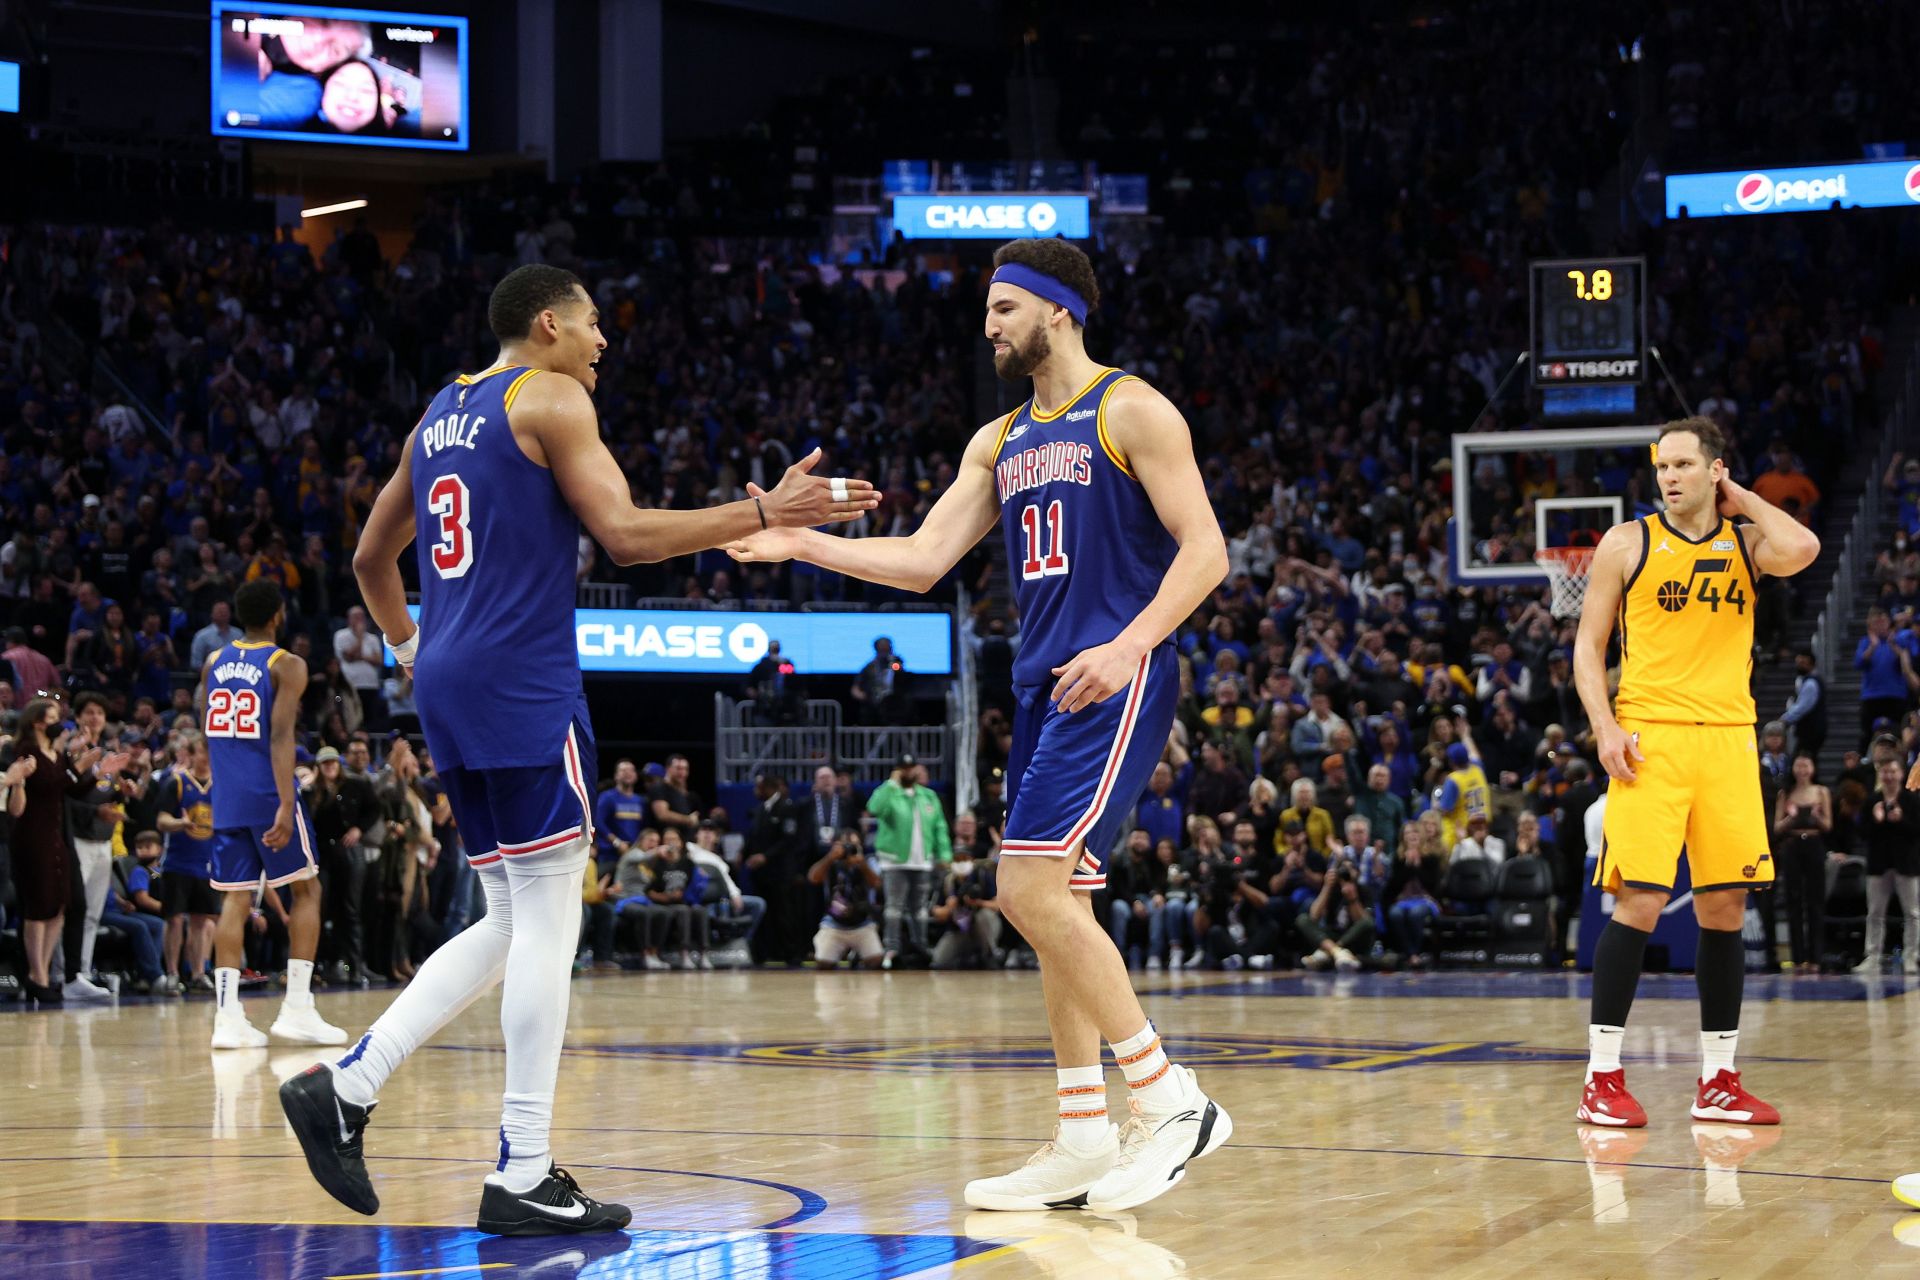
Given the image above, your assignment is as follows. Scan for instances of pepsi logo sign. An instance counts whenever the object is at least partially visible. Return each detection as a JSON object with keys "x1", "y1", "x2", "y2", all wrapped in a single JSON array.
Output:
[
  {"x1": 1907, "y1": 164, "x2": 1920, "y2": 203},
  {"x1": 1736, "y1": 173, "x2": 1772, "y2": 212}
]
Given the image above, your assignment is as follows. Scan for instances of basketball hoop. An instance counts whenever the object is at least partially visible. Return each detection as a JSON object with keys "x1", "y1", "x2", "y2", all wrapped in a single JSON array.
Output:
[{"x1": 1535, "y1": 546, "x2": 1595, "y2": 619}]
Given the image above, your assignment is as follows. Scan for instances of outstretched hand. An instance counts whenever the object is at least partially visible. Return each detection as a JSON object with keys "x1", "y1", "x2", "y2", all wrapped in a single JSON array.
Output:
[{"x1": 756, "y1": 450, "x2": 879, "y2": 528}]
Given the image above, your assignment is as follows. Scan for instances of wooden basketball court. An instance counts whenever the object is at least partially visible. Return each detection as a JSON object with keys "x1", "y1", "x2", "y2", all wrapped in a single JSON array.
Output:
[{"x1": 5, "y1": 968, "x2": 1919, "y2": 1278}]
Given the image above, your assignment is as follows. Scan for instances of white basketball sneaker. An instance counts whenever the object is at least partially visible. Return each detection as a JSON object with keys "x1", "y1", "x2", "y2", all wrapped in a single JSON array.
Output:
[
  {"x1": 211, "y1": 1010, "x2": 269, "y2": 1050},
  {"x1": 271, "y1": 1002, "x2": 348, "y2": 1045},
  {"x1": 964, "y1": 1126, "x2": 1118, "y2": 1211},
  {"x1": 1086, "y1": 1067, "x2": 1232, "y2": 1212}
]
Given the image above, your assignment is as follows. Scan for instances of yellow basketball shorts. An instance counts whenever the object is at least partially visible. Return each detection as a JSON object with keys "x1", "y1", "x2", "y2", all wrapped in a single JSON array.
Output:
[{"x1": 1595, "y1": 720, "x2": 1774, "y2": 896}]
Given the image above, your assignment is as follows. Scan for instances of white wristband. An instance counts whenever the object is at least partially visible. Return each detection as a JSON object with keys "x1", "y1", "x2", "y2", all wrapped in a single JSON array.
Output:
[{"x1": 387, "y1": 631, "x2": 419, "y2": 665}]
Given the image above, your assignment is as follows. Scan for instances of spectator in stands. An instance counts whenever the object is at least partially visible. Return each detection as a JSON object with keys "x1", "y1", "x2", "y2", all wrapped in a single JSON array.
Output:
[
  {"x1": 1450, "y1": 813, "x2": 1507, "y2": 868},
  {"x1": 1194, "y1": 833, "x2": 1274, "y2": 971},
  {"x1": 612, "y1": 828, "x2": 671, "y2": 971},
  {"x1": 746, "y1": 771, "x2": 815, "y2": 966},
  {"x1": 1202, "y1": 681, "x2": 1257, "y2": 771},
  {"x1": 1432, "y1": 721, "x2": 1491, "y2": 852},
  {"x1": 1236, "y1": 775, "x2": 1282, "y2": 855},
  {"x1": 1781, "y1": 648, "x2": 1827, "y2": 760},
  {"x1": 104, "y1": 829, "x2": 168, "y2": 993},
  {"x1": 189, "y1": 600, "x2": 240, "y2": 672},
  {"x1": 1297, "y1": 853, "x2": 1373, "y2": 972},
  {"x1": 64, "y1": 692, "x2": 124, "y2": 996},
  {"x1": 1265, "y1": 816, "x2": 1327, "y2": 927},
  {"x1": 1188, "y1": 740, "x2": 1247, "y2": 831},
  {"x1": 1355, "y1": 764, "x2": 1407, "y2": 859},
  {"x1": 1751, "y1": 443, "x2": 1821, "y2": 524},
  {"x1": 594, "y1": 759, "x2": 646, "y2": 873},
  {"x1": 1367, "y1": 718, "x2": 1421, "y2": 799},
  {"x1": 9, "y1": 697, "x2": 124, "y2": 1003},
  {"x1": 1383, "y1": 820, "x2": 1444, "y2": 966},
  {"x1": 1759, "y1": 721, "x2": 1791, "y2": 786},
  {"x1": 1773, "y1": 752, "x2": 1833, "y2": 975},
  {"x1": 332, "y1": 605, "x2": 386, "y2": 731},
  {"x1": 690, "y1": 818, "x2": 763, "y2": 948},
  {"x1": 1290, "y1": 690, "x2": 1348, "y2": 765},
  {"x1": 1857, "y1": 608, "x2": 1908, "y2": 752},
  {"x1": 851, "y1": 636, "x2": 909, "y2": 725},
  {"x1": 809, "y1": 834, "x2": 884, "y2": 968},
  {"x1": 3, "y1": 626, "x2": 58, "y2": 702},
  {"x1": 747, "y1": 640, "x2": 802, "y2": 725},
  {"x1": 1853, "y1": 756, "x2": 1920, "y2": 975},
  {"x1": 579, "y1": 854, "x2": 619, "y2": 971},
  {"x1": 1279, "y1": 779, "x2": 1334, "y2": 858},
  {"x1": 306, "y1": 743, "x2": 382, "y2": 986},
  {"x1": 647, "y1": 829, "x2": 713, "y2": 969},
  {"x1": 868, "y1": 755, "x2": 950, "y2": 967},
  {"x1": 1135, "y1": 761, "x2": 1185, "y2": 851},
  {"x1": 648, "y1": 753, "x2": 701, "y2": 835}
]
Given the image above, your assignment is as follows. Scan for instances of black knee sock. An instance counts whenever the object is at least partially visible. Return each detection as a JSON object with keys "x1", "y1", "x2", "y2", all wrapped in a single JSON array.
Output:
[
  {"x1": 1590, "y1": 920, "x2": 1652, "y2": 1026},
  {"x1": 1695, "y1": 926, "x2": 1745, "y2": 1033}
]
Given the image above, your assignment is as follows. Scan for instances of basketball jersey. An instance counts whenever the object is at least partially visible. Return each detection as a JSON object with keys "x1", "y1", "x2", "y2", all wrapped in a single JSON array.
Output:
[
  {"x1": 205, "y1": 639, "x2": 285, "y2": 829},
  {"x1": 1437, "y1": 764, "x2": 1490, "y2": 850},
  {"x1": 409, "y1": 365, "x2": 589, "y2": 770},
  {"x1": 992, "y1": 368, "x2": 1179, "y2": 687},
  {"x1": 1614, "y1": 513, "x2": 1757, "y2": 726},
  {"x1": 166, "y1": 769, "x2": 216, "y2": 877}
]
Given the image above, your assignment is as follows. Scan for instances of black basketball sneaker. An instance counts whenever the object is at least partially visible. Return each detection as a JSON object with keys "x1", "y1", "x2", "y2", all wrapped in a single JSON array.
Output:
[
  {"x1": 477, "y1": 1164, "x2": 633, "y2": 1236},
  {"x1": 279, "y1": 1064, "x2": 379, "y2": 1215}
]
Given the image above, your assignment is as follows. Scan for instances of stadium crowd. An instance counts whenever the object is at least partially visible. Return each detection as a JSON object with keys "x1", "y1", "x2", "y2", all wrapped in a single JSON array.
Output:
[{"x1": 0, "y1": 3, "x2": 1917, "y2": 999}]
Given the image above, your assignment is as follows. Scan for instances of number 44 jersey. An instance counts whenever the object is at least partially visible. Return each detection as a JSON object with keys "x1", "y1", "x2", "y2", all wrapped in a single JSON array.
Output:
[
  {"x1": 992, "y1": 367, "x2": 1178, "y2": 689},
  {"x1": 409, "y1": 365, "x2": 590, "y2": 769},
  {"x1": 1613, "y1": 512, "x2": 1758, "y2": 727}
]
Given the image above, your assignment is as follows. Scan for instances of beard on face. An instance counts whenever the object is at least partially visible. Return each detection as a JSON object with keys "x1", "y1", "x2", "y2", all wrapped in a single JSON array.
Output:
[{"x1": 993, "y1": 323, "x2": 1052, "y2": 382}]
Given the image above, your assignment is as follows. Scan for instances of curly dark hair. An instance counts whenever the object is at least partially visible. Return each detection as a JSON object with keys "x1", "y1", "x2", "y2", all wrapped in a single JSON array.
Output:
[
  {"x1": 488, "y1": 264, "x2": 587, "y2": 343},
  {"x1": 992, "y1": 238, "x2": 1100, "y2": 326},
  {"x1": 234, "y1": 578, "x2": 285, "y2": 631}
]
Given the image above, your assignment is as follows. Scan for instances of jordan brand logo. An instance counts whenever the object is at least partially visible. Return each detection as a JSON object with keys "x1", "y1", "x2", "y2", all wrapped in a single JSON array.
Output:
[{"x1": 1654, "y1": 538, "x2": 1675, "y2": 555}]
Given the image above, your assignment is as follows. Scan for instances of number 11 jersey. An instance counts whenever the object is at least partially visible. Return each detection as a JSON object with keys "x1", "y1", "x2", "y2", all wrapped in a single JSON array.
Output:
[
  {"x1": 409, "y1": 365, "x2": 589, "y2": 770},
  {"x1": 992, "y1": 367, "x2": 1178, "y2": 689}
]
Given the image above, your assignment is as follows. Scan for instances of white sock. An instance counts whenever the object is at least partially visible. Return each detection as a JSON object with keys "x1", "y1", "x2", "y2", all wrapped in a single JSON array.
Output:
[
  {"x1": 1586, "y1": 1024, "x2": 1625, "y2": 1082},
  {"x1": 334, "y1": 862, "x2": 515, "y2": 1108},
  {"x1": 491, "y1": 846, "x2": 591, "y2": 1192},
  {"x1": 285, "y1": 958, "x2": 314, "y2": 1008},
  {"x1": 1056, "y1": 1065, "x2": 1108, "y2": 1149},
  {"x1": 1701, "y1": 1029, "x2": 1738, "y2": 1079},
  {"x1": 215, "y1": 966, "x2": 242, "y2": 1018},
  {"x1": 1110, "y1": 1022, "x2": 1185, "y2": 1114}
]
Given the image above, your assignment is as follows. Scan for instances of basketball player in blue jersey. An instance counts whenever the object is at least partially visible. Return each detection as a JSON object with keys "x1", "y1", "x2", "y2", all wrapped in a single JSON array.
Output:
[
  {"x1": 201, "y1": 579, "x2": 345, "y2": 1049},
  {"x1": 279, "y1": 263, "x2": 876, "y2": 1235},
  {"x1": 728, "y1": 237, "x2": 1233, "y2": 1212},
  {"x1": 155, "y1": 731, "x2": 219, "y2": 995}
]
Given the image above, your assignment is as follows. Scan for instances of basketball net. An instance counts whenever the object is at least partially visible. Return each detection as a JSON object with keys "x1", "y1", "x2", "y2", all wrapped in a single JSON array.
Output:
[{"x1": 1535, "y1": 546, "x2": 1594, "y2": 619}]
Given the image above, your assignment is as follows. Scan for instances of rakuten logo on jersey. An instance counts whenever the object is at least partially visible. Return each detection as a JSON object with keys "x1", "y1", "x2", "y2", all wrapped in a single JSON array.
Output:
[{"x1": 1735, "y1": 171, "x2": 1848, "y2": 213}]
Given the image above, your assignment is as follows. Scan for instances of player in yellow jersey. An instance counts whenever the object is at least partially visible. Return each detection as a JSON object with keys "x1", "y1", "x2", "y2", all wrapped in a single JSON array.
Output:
[{"x1": 1572, "y1": 417, "x2": 1818, "y2": 1129}]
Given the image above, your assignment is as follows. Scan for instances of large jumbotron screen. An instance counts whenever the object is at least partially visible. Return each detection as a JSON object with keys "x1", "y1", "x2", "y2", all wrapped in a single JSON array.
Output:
[{"x1": 210, "y1": 3, "x2": 469, "y2": 150}]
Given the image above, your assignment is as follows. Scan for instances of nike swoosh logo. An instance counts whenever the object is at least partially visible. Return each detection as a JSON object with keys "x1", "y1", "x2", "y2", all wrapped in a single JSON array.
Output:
[
  {"x1": 518, "y1": 1196, "x2": 587, "y2": 1220},
  {"x1": 334, "y1": 1101, "x2": 352, "y2": 1145}
]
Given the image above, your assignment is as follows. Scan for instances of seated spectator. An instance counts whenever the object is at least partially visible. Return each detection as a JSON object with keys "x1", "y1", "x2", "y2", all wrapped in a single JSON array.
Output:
[
  {"x1": 1450, "y1": 813, "x2": 1507, "y2": 868},
  {"x1": 612, "y1": 828, "x2": 673, "y2": 970},
  {"x1": 1188, "y1": 740, "x2": 1248, "y2": 830},
  {"x1": 1751, "y1": 442, "x2": 1821, "y2": 524},
  {"x1": 578, "y1": 857, "x2": 619, "y2": 972},
  {"x1": 1355, "y1": 763, "x2": 1408, "y2": 858},
  {"x1": 1297, "y1": 855, "x2": 1374, "y2": 972},
  {"x1": 646, "y1": 830, "x2": 713, "y2": 969},
  {"x1": 1135, "y1": 761, "x2": 1185, "y2": 850},
  {"x1": 1264, "y1": 815, "x2": 1328, "y2": 937},
  {"x1": 690, "y1": 819, "x2": 764, "y2": 947},
  {"x1": 1201, "y1": 681, "x2": 1257, "y2": 771},
  {"x1": 808, "y1": 835, "x2": 884, "y2": 968},
  {"x1": 1278, "y1": 779, "x2": 1334, "y2": 857},
  {"x1": 1316, "y1": 753, "x2": 1355, "y2": 826},
  {"x1": 1235, "y1": 775, "x2": 1281, "y2": 855},
  {"x1": 104, "y1": 829, "x2": 169, "y2": 992},
  {"x1": 1384, "y1": 820, "x2": 1444, "y2": 965},
  {"x1": 1195, "y1": 837, "x2": 1274, "y2": 971}
]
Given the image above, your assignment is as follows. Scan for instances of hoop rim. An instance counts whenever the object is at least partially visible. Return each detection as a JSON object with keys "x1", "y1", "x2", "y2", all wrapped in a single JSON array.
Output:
[{"x1": 1534, "y1": 546, "x2": 1597, "y2": 568}]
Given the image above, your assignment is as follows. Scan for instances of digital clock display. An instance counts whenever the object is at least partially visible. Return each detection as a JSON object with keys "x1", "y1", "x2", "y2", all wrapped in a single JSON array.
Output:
[{"x1": 1530, "y1": 257, "x2": 1647, "y2": 388}]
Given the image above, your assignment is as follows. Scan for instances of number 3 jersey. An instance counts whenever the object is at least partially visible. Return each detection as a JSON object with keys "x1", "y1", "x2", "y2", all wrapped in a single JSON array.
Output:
[
  {"x1": 992, "y1": 367, "x2": 1179, "y2": 688},
  {"x1": 409, "y1": 365, "x2": 590, "y2": 770},
  {"x1": 1613, "y1": 512, "x2": 1758, "y2": 726}
]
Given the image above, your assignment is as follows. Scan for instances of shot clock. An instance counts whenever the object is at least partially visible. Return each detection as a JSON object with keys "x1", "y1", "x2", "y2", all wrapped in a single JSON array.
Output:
[{"x1": 1529, "y1": 256, "x2": 1647, "y2": 387}]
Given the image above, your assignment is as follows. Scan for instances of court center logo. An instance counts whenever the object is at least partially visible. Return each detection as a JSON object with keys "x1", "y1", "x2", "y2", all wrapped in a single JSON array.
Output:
[{"x1": 560, "y1": 1034, "x2": 1642, "y2": 1073}]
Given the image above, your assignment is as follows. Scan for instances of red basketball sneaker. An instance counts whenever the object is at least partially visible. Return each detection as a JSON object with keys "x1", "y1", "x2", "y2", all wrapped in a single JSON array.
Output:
[
  {"x1": 1690, "y1": 1069, "x2": 1780, "y2": 1125},
  {"x1": 1576, "y1": 1069, "x2": 1647, "y2": 1128}
]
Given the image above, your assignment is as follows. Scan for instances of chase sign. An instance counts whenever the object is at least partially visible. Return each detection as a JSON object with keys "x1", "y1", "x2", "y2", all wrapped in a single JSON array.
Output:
[{"x1": 892, "y1": 194, "x2": 1092, "y2": 240}]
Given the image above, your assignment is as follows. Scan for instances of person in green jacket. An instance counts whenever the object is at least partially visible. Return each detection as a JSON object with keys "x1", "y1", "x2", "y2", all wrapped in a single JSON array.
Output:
[{"x1": 866, "y1": 753, "x2": 951, "y2": 965}]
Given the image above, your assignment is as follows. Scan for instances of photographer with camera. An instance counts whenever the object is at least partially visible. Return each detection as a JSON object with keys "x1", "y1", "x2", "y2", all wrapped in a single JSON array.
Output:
[
  {"x1": 1297, "y1": 847, "x2": 1375, "y2": 972},
  {"x1": 1194, "y1": 829, "x2": 1276, "y2": 971},
  {"x1": 930, "y1": 840, "x2": 1001, "y2": 969},
  {"x1": 808, "y1": 834, "x2": 884, "y2": 968}
]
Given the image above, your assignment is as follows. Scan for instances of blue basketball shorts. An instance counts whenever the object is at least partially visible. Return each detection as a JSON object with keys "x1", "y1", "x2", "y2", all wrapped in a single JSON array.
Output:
[
  {"x1": 1001, "y1": 644, "x2": 1178, "y2": 890},
  {"x1": 210, "y1": 800, "x2": 321, "y2": 892},
  {"x1": 441, "y1": 718, "x2": 596, "y2": 876}
]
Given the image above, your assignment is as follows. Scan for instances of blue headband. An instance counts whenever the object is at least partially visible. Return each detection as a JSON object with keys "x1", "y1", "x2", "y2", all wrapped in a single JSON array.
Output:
[{"x1": 990, "y1": 263, "x2": 1089, "y2": 326}]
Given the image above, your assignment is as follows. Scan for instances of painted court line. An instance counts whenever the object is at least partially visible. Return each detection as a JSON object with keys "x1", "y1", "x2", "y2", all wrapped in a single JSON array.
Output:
[{"x1": 325, "y1": 1266, "x2": 508, "y2": 1280}]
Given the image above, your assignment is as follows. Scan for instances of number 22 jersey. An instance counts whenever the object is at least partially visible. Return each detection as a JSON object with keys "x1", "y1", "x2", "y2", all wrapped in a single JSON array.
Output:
[
  {"x1": 992, "y1": 367, "x2": 1179, "y2": 688},
  {"x1": 1613, "y1": 512, "x2": 1758, "y2": 726},
  {"x1": 409, "y1": 365, "x2": 590, "y2": 770}
]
